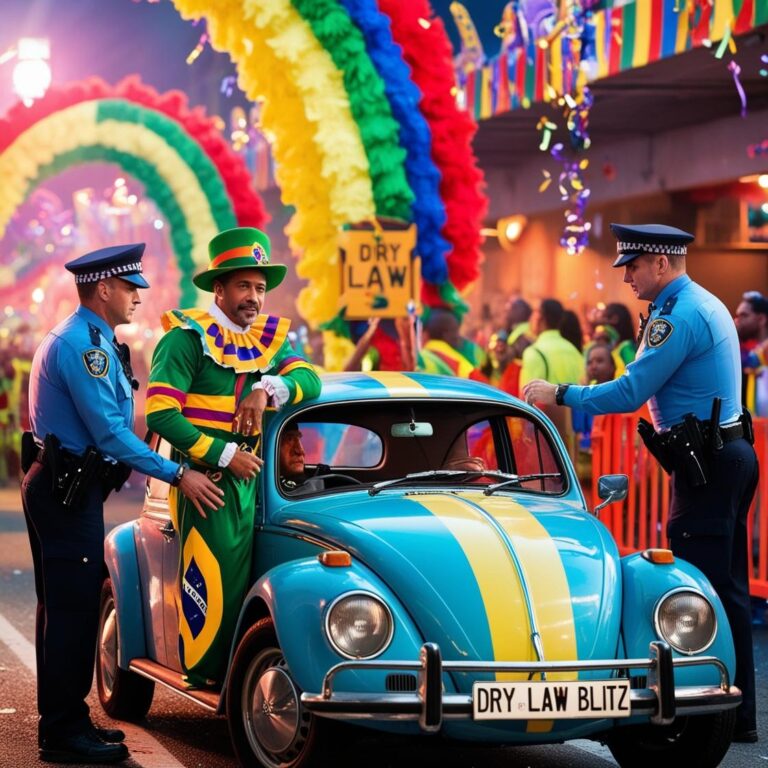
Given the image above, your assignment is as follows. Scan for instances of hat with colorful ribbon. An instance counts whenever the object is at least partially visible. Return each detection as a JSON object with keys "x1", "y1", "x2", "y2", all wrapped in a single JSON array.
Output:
[{"x1": 193, "y1": 227, "x2": 287, "y2": 292}]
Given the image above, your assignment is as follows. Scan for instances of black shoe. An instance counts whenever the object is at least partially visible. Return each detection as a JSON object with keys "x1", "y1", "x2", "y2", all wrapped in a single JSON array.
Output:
[
  {"x1": 733, "y1": 728, "x2": 758, "y2": 744},
  {"x1": 90, "y1": 726, "x2": 126, "y2": 743},
  {"x1": 39, "y1": 731, "x2": 129, "y2": 763}
]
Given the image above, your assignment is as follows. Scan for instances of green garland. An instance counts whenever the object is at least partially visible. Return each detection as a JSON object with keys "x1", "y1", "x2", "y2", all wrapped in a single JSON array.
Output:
[
  {"x1": 32, "y1": 145, "x2": 198, "y2": 307},
  {"x1": 96, "y1": 100, "x2": 237, "y2": 232},
  {"x1": 291, "y1": 0, "x2": 414, "y2": 222}
]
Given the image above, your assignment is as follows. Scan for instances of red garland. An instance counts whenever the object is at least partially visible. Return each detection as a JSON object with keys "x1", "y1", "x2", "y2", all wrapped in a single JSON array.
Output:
[
  {"x1": 0, "y1": 75, "x2": 267, "y2": 228},
  {"x1": 379, "y1": 0, "x2": 487, "y2": 291}
]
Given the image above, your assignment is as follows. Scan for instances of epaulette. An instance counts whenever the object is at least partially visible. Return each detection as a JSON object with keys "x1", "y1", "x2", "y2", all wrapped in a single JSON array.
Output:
[{"x1": 659, "y1": 296, "x2": 679, "y2": 316}]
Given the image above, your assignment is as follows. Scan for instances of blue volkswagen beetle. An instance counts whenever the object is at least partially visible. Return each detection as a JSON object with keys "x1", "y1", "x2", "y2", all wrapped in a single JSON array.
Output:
[{"x1": 97, "y1": 372, "x2": 741, "y2": 768}]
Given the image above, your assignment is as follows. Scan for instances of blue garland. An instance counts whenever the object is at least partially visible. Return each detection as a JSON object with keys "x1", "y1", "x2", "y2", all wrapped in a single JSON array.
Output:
[{"x1": 339, "y1": 0, "x2": 450, "y2": 285}]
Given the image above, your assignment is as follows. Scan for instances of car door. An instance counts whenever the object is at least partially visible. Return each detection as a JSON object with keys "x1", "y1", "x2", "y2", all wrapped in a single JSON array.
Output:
[{"x1": 136, "y1": 436, "x2": 181, "y2": 670}]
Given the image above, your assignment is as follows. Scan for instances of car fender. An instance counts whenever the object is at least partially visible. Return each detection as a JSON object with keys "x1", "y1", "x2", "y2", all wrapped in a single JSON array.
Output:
[
  {"x1": 621, "y1": 553, "x2": 736, "y2": 685},
  {"x1": 229, "y1": 556, "x2": 424, "y2": 695},
  {"x1": 104, "y1": 521, "x2": 148, "y2": 668}
]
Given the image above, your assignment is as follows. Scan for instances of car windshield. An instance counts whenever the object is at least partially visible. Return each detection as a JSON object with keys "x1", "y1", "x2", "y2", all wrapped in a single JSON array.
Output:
[{"x1": 276, "y1": 400, "x2": 567, "y2": 497}]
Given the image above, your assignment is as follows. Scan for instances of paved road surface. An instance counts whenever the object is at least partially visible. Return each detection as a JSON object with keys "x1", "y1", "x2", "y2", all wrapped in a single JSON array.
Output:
[{"x1": 0, "y1": 484, "x2": 765, "y2": 767}]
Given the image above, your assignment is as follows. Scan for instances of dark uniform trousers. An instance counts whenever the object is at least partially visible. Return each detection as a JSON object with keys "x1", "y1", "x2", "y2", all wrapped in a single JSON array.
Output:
[
  {"x1": 667, "y1": 437, "x2": 759, "y2": 731},
  {"x1": 21, "y1": 458, "x2": 105, "y2": 741}
]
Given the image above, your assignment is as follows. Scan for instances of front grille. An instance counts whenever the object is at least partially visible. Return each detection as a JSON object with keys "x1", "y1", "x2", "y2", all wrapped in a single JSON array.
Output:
[{"x1": 386, "y1": 673, "x2": 418, "y2": 692}]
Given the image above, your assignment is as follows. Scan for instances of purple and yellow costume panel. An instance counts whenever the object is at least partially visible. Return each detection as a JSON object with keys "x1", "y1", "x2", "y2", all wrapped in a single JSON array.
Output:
[{"x1": 146, "y1": 308, "x2": 320, "y2": 685}]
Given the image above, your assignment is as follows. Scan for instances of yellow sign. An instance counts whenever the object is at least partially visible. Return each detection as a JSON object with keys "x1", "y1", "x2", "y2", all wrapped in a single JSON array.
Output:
[{"x1": 339, "y1": 223, "x2": 420, "y2": 319}]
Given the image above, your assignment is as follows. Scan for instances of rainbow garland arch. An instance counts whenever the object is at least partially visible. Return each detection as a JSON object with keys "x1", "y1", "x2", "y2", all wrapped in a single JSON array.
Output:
[
  {"x1": 461, "y1": 0, "x2": 767, "y2": 120},
  {"x1": 0, "y1": 76, "x2": 268, "y2": 308},
  {"x1": 171, "y1": 0, "x2": 488, "y2": 363}
]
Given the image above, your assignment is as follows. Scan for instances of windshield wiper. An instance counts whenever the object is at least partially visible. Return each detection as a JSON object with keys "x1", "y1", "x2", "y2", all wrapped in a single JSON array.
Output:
[
  {"x1": 483, "y1": 473, "x2": 562, "y2": 496},
  {"x1": 368, "y1": 470, "x2": 518, "y2": 496}
]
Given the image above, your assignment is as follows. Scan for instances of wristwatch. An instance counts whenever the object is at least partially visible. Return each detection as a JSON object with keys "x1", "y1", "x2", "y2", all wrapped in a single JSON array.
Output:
[
  {"x1": 171, "y1": 463, "x2": 188, "y2": 487},
  {"x1": 555, "y1": 384, "x2": 570, "y2": 406}
]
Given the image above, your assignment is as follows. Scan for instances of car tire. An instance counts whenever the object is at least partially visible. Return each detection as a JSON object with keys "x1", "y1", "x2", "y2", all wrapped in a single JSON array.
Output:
[
  {"x1": 96, "y1": 577, "x2": 155, "y2": 720},
  {"x1": 226, "y1": 617, "x2": 329, "y2": 768},
  {"x1": 606, "y1": 710, "x2": 736, "y2": 768}
]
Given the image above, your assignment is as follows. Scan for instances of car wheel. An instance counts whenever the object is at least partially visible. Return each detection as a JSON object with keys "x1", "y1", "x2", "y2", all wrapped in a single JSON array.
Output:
[
  {"x1": 606, "y1": 710, "x2": 736, "y2": 768},
  {"x1": 96, "y1": 577, "x2": 155, "y2": 720},
  {"x1": 226, "y1": 617, "x2": 327, "y2": 768}
]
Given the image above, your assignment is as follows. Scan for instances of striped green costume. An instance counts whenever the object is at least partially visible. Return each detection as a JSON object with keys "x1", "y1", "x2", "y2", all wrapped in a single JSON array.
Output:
[{"x1": 146, "y1": 308, "x2": 320, "y2": 685}]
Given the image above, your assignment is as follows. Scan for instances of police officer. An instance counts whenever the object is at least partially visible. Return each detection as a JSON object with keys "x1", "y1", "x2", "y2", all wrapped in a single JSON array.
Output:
[
  {"x1": 21, "y1": 244, "x2": 224, "y2": 764},
  {"x1": 523, "y1": 223, "x2": 759, "y2": 743}
]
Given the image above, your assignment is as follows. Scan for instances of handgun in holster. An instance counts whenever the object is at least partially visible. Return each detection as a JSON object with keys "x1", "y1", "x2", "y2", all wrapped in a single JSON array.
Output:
[
  {"x1": 637, "y1": 418, "x2": 675, "y2": 475},
  {"x1": 667, "y1": 413, "x2": 709, "y2": 487},
  {"x1": 42, "y1": 433, "x2": 65, "y2": 497},
  {"x1": 21, "y1": 431, "x2": 37, "y2": 474},
  {"x1": 62, "y1": 446, "x2": 102, "y2": 510}
]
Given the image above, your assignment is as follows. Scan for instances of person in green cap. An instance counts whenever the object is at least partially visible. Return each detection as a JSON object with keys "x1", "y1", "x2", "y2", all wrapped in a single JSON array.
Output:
[{"x1": 146, "y1": 227, "x2": 321, "y2": 688}]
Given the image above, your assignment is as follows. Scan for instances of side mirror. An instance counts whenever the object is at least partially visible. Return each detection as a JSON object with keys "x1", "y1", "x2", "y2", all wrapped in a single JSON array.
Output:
[
  {"x1": 593, "y1": 474, "x2": 628, "y2": 518},
  {"x1": 391, "y1": 422, "x2": 434, "y2": 437}
]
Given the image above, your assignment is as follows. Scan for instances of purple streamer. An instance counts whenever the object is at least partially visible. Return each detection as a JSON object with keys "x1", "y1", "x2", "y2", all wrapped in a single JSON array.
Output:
[{"x1": 728, "y1": 61, "x2": 747, "y2": 118}]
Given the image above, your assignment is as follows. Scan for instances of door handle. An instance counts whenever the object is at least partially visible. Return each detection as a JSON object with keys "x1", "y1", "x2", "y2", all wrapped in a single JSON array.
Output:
[{"x1": 159, "y1": 521, "x2": 175, "y2": 540}]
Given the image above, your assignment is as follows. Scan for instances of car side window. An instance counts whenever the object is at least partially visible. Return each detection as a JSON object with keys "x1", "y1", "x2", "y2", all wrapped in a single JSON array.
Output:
[
  {"x1": 147, "y1": 437, "x2": 173, "y2": 501},
  {"x1": 505, "y1": 416, "x2": 565, "y2": 493},
  {"x1": 300, "y1": 423, "x2": 383, "y2": 468}
]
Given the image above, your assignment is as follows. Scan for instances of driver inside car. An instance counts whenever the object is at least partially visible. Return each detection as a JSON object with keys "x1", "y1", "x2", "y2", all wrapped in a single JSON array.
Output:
[
  {"x1": 442, "y1": 432, "x2": 487, "y2": 473},
  {"x1": 279, "y1": 423, "x2": 326, "y2": 493}
]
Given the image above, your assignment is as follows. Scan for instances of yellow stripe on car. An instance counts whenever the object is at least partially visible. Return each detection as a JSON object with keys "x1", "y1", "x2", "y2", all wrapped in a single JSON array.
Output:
[
  {"x1": 366, "y1": 371, "x2": 430, "y2": 397},
  {"x1": 413, "y1": 494, "x2": 578, "y2": 733}
]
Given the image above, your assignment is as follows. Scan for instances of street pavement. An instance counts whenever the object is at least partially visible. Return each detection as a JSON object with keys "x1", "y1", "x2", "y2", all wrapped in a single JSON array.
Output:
[{"x1": 0, "y1": 483, "x2": 766, "y2": 767}]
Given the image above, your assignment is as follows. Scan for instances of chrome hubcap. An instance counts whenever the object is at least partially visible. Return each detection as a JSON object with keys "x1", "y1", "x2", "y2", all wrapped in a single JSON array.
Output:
[
  {"x1": 247, "y1": 661, "x2": 300, "y2": 754},
  {"x1": 99, "y1": 598, "x2": 118, "y2": 697}
]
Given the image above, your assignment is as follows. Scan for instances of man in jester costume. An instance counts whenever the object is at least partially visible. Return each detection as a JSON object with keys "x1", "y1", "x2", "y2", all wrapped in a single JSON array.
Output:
[{"x1": 146, "y1": 227, "x2": 321, "y2": 687}]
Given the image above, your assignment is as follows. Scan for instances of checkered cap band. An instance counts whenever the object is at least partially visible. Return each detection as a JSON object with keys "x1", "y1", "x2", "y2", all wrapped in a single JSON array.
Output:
[
  {"x1": 616, "y1": 241, "x2": 687, "y2": 256},
  {"x1": 74, "y1": 262, "x2": 144, "y2": 284}
]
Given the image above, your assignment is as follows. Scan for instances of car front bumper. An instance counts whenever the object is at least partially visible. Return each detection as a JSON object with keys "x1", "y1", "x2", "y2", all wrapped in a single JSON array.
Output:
[{"x1": 301, "y1": 641, "x2": 741, "y2": 732}]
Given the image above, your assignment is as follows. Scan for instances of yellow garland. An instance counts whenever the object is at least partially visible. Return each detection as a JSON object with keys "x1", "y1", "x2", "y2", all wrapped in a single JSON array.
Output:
[
  {"x1": 0, "y1": 102, "x2": 215, "y2": 301},
  {"x1": 322, "y1": 330, "x2": 356, "y2": 372},
  {"x1": 171, "y1": 0, "x2": 376, "y2": 370}
]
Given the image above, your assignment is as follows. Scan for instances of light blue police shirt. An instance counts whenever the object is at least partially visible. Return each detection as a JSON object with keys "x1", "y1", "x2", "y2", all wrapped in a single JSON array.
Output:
[
  {"x1": 28, "y1": 305, "x2": 178, "y2": 482},
  {"x1": 564, "y1": 274, "x2": 742, "y2": 430}
]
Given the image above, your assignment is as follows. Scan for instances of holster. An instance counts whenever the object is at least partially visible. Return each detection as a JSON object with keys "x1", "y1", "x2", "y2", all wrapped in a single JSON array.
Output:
[
  {"x1": 21, "y1": 431, "x2": 37, "y2": 474},
  {"x1": 637, "y1": 418, "x2": 674, "y2": 475},
  {"x1": 62, "y1": 446, "x2": 102, "y2": 509},
  {"x1": 666, "y1": 414, "x2": 709, "y2": 487},
  {"x1": 740, "y1": 408, "x2": 755, "y2": 446},
  {"x1": 101, "y1": 461, "x2": 132, "y2": 501}
]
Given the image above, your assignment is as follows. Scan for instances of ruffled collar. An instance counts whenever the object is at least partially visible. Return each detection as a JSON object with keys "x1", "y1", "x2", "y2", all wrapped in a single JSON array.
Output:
[{"x1": 161, "y1": 308, "x2": 291, "y2": 372}]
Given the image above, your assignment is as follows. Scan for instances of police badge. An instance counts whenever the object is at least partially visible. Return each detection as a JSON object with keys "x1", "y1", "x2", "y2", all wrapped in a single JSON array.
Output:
[
  {"x1": 647, "y1": 318, "x2": 674, "y2": 347},
  {"x1": 83, "y1": 348, "x2": 109, "y2": 377}
]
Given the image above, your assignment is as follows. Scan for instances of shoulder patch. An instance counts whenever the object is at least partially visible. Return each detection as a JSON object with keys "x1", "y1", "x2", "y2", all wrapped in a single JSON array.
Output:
[
  {"x1": 82, "y1": 348, "x2": 109, "y2": 377},
  {"x1": 647, "y1": 318, "x2": 674, "y2": 348}
]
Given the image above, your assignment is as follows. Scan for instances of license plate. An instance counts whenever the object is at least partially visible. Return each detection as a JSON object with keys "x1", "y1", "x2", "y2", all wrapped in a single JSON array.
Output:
[{"x1": 472, "y1": 680, "x2": 631, "y2": 720}]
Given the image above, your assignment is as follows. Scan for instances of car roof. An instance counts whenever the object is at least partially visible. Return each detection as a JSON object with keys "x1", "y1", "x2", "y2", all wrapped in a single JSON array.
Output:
[{"x1": 302, "y1": 372, "x2": 526, "y2": 408}]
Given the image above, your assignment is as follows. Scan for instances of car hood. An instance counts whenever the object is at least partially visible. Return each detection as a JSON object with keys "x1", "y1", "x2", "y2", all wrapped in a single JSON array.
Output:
[{"x1": 272, "y1": 490, "x2": 621, "y2": 671}]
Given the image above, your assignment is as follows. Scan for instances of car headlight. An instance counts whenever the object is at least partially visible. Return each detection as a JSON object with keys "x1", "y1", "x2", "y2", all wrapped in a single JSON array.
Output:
[
  {"x1": 654, "y1": 588, "x2": 717, "y2": 654},
  {"x1": 326, "y1": 592, "x2": 393, "y2": 659}
]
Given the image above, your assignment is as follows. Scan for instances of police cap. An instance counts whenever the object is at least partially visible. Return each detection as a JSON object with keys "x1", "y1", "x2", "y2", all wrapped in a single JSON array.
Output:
[
  {"x1": 610, "y1": 223, "x2": 694, "y2": 267},
  {"x1": 65, "y1": 243, "x2": 150, "y2": 288}
]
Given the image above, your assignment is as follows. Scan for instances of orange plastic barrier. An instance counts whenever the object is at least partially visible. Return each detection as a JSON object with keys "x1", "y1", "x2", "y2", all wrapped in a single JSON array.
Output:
[{"x1": 591, "y1": 413, "x2": 768, "y2": 599}]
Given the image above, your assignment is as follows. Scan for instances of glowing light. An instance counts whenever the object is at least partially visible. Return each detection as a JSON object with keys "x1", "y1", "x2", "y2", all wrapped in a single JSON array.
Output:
[
  {"x1": 762, "y1": 203, "x2": 768, "y2": 215},
  {"x1": 417, "y1": 18, "x2": 431, "y2": 29},
  {"x1": 13, "y1": 38, "x2": 51, "y2": 106},
  {"x1": 153, "y1": 219, "x2": 164, "y2": 230},
  {"x1": 758, "y1": 174, "x2": 768, "y2": 189},
  {"x1": 115, "y1": 178, "x2": 126, "y2": 188},
  {"x1": 32, "y1": 287, "x2": 45, "y2": 303},
  {"x1": 4, "y1": 306, "x2": 13, "y2": 317}
]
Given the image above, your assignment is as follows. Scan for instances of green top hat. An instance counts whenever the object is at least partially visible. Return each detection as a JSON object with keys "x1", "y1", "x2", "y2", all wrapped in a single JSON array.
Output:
[{"x1": 193, "y1": 227, "x2": 287, "y2": 293}]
